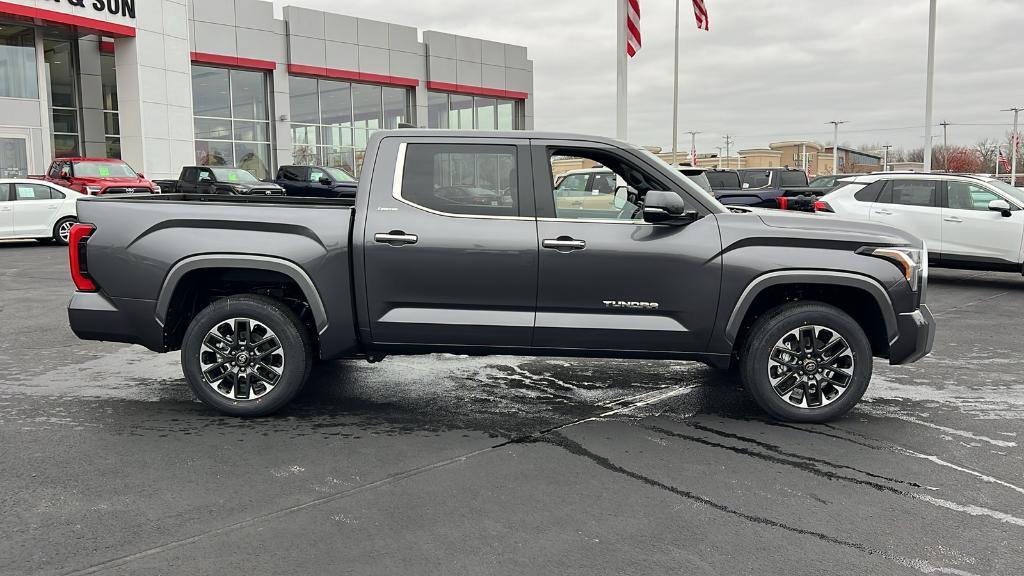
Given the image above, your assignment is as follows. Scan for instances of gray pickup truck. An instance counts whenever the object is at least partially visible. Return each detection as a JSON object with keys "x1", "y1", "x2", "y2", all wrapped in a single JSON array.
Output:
[{"x1": 67, "y1": 130, "x2": 934, "y2": 423}]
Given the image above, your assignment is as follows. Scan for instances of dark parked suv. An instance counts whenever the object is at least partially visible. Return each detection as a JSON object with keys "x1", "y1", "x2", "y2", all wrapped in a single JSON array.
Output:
[{"x1": 67, "y1": 131, "x2": 934, "y2": 423}]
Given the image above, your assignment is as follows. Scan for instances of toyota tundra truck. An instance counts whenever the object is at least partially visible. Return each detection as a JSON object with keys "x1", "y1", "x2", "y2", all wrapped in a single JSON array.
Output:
[{"x1": 67, "y1": 130, "x2": 934, "y2": 423}]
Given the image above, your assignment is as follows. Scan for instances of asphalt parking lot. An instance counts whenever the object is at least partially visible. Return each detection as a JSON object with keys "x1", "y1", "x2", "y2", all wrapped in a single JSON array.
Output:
[{"x1": 2, "y1": 241, "x2": 1023, "y2": 576}]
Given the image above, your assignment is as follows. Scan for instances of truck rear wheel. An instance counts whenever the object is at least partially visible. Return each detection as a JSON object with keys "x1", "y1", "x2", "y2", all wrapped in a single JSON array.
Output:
[
  {"x1": 739, "y1": 302, "x2": 872, "y2": 423},
  {"x1": 181, "y1": 294, "x2": 312, "y2": 417}
]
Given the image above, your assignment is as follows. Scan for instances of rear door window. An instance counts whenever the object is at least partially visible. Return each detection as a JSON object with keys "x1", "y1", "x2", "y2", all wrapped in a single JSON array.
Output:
[
  {"x1": 14, "y1": 183, "x2": 55, "y2": 200},
  {"x1": 854, "y1": 180, "x2": 886, "y2": 202},
  {"x1": 779, "y1": 171, "x2": 807, "y2": 187},
  {"x1": 401, "y1": 144, "x2": 518, "y2": 217},
  {"x1": 886, "y1": 181, "x2": 937, "y2": 207},
  {"x1": 592, "y1": 172, "x2": 616, "y2": 193},
  {"x1": 740, "y1": 171, "x2": 771, "y2": 189}
]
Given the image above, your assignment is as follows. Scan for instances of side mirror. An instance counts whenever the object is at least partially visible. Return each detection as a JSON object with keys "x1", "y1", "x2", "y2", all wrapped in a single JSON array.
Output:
[
  {"x1": 137, "y1": 172, "x2": 145, "y2": 179},
  {"x1": 319, "y1": 176, "x2": 332, "y2": 186},
  {"x1": 643, "y1": 190, "x2": 699, "y2": 225},
  {"x1": 989, "y1": 199, "x2": 1012, "y2": 217}
]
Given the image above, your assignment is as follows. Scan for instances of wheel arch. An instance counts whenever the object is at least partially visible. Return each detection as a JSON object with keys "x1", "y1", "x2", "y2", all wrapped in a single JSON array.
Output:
[
  {"x1": 155, "y1": 254, "x2": 328, "y2": 336},
  {"x1": 726, "y1": 271, "x2": 898, "y2": 354}
]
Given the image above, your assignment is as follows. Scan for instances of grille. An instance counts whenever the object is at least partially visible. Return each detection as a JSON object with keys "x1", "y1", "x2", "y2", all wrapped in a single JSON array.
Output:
[{"x1": 103, "y1": 187, "x2": 151, "y2": 195}]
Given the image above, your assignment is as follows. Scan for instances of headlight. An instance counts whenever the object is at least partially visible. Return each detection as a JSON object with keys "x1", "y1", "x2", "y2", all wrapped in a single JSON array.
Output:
[
  {"x1": 152, "y1": 185, "x2": 161, "y2": 194},
  {"x1": 85, "y1": 186, "x2": 102, "y2": 195},
  {"x1": 861, "y1": 245, "x2": 925, "y2": 292}
]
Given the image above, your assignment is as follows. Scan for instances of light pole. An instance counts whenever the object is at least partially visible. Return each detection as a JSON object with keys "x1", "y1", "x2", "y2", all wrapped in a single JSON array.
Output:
[
  {"x1": 882, "y1": 144, "x2": 892, "y2": 172},
  {"x1": 671, "y1": 0, "x2": 680, "y2": 165},
  {"x1": 1004, "y1": 107, "x2": 1023, "y2": 186},
  {"x1": 923, "y1": 0, "x2": 937, "y2": 172},
  {"x1": 939, "y1": 120, "x2": 950, "y2": 171},
  {"x1": 827, "y1": 121, "x2": 847, "y2": 174},
  {"x1": 716, "y1": 146, "x2": 724, "y2": 169},
  {"x1": 722, "y1": 134, "x2": 734, "y2": 168}
]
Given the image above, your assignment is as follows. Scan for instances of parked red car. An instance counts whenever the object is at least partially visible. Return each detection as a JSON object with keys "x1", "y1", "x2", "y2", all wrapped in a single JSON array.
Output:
[{"x1": 41, "y1": 157, "x2": 159, "y2": 195}]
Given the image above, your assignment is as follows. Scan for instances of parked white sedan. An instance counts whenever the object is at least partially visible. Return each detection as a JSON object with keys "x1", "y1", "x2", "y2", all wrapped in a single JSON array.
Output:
[
  {"x1": 818, "y1": 173, "x2": 1024, "y2": 272},
  {"x1": 0, "y1": 179, "x2": 83, "y2": 245}
]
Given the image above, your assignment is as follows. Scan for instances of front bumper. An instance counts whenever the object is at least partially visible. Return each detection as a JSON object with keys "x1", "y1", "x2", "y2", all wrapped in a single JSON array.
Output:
[{"x1": 888, "y1": 304, "x2": 935, "y2": 365}]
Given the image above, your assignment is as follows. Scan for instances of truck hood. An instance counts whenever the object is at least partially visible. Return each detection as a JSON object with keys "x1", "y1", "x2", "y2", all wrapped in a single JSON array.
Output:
[
  {"x1": 74, "y1": 176, "x2": 155, "y2": 187},
  {"x1": 757, "y1": 211, "x2": 923, "y2": 249}
]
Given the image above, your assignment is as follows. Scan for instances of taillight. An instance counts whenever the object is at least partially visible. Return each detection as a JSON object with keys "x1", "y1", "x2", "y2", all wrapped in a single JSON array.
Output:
[
  {"x1": 815, "y1": 200, "x2": 835, "y2": 213},
  {"x1": 69, "y1": 223, "x2": 97, "y2": 292},
  {"x1": 776, "y1": 197, "x2": 789, "y2": 210}
]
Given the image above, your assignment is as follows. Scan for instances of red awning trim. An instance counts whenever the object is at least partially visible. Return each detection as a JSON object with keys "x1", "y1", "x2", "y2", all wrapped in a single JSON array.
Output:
[
  {"x1": 191, "y1": 52, "x2": 277, "y2": 71},
  {"x1": 425, "y1": 81, "x2": 528, "y2": 101},
  {"x1": 0, "y1": 1, "x2": 136, "y2": 37},
  {"x1": 287, "y1": 64, "x2": 419, "y2": 88}
]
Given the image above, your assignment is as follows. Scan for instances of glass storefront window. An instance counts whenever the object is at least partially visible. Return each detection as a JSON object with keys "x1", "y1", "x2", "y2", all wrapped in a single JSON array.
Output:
[
  {"x1": 288, "y1": 76, "x2": 411, "y2": 173},
  {"x1": 0, "y1": 25, "x2": 38, "y2": 99},
  {"x1": 382, "y1": 86, "x2": 409, "y2": 129},
  {"x1": 191, "y1": 65, "x2": 272, "y2": 178},
  {"x1": 45, "y1": 39, "x2": 80, "y2": 157},
  {"x1": 450, "y1": 94, "x2": 473, "y2": 129},
  {"x1": 427, "y1": 91, "x2": 522, "y2": 130},
  {"x1": 101, "y1": 53, "x2": 120, "y2": 158},
  {"x1": 475, "y1": 97, "x2": 496, "y2": 130}
]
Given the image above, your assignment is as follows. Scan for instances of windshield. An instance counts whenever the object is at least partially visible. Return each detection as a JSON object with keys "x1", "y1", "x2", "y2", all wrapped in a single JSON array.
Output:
[
  {"x1": 210, "y1": 168, "x2": 259, "y2": 183},
  {"x1": 707, "y1": 171, "x2": 741, "y2": 189},
  {"x1": 324, "y1": 167, "x2": 355, "y2": 182},
  {"x1": 740, "y1": 170, "x2": 772, "y2": 189},
  {"x1": 634, "y1": 147, "x2": 724, "y2": 210},
  {"x1": 73, "y1": 161, "x2": 137, "y2": 178},
  {"x1": 985, "y1": 179, "x2": 1024, "y2": 205}
]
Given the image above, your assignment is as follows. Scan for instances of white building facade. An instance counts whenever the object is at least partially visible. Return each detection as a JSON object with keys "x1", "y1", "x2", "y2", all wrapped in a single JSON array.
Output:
[{"x1": 0, "y1": 0, "x2": 534, "y2": 179}]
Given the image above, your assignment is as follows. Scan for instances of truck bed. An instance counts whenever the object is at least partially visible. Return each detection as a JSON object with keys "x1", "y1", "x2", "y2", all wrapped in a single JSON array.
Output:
[{"x1": 103, "y1": 192, "x2": 355, "y2": 207}]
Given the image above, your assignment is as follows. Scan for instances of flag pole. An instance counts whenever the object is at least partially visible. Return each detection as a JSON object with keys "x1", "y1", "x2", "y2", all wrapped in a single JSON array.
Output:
[
  {"x1": 616, "y1": 0, "x2": 628, "y2": 140},
  {"x1": 923, "y1": 0, "x2": 936, "y2": 172},
  {"x1": 671, "y1": 0, "x2": 680, "y2": 165}
]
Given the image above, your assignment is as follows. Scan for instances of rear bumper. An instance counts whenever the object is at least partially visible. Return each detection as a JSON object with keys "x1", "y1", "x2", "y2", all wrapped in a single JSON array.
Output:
[
  {"x1": 888, "y1": 304, "x2": 935, "y2": 365},
  {"x1": 68, "y1": 291, "x2": 165, "y2": 351}
]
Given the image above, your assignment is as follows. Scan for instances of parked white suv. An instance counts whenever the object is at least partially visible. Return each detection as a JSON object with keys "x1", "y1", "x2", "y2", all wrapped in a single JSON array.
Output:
[
  {"x1": 0, "y1": 180, "x2": 83, "y2": 245},
  {"x1": 818, "y1": 173, "x2": 1024, "y2": 271}
]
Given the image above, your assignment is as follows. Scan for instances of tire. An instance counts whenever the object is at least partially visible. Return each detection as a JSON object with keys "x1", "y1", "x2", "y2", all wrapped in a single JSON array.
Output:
[
  {"x1": 181, "y1": 294, "x2": 313, "y2": 417},
  {"x1": 52, "y1": 217, "x2": 77, "y2": 245},
  {"x1": 739, "y1": 301, "x2": 872, "y2": 423}
]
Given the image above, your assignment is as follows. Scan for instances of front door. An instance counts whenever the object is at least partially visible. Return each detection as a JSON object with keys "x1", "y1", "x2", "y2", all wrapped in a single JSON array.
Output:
[
  {"x1": 362, "y1": 139, "x2": 538, "y2": 348},
  {"x1": 532, "y1": 143, "x2": 722, "y2": 353},
  {"x1": 868, "y1": 179, "x2": 942, "y2": 249},
  {"x1": 942, "y1": 180, "x2": 1024, "y2": 266}
]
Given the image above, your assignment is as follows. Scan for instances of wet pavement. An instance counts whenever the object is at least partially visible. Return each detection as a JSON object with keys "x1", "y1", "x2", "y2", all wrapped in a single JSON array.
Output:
[{"x1": 1, "y1": 241, "x2": 1022, "y2": 576}]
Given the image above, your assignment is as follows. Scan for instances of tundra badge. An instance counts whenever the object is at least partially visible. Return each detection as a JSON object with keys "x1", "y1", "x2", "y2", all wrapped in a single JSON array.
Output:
[{"x1": 603, "y1": 300, "x2": 659, "y2": 310}]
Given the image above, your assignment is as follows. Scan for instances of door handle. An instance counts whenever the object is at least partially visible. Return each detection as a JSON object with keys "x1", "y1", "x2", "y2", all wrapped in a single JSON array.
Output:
[
  {"x1": 943, "y1": 216, "x2": 963, "y2": 223},
  {"x1": 542, "y1": 237, "x2": 586, "y2": 251},
  {"x1": 47, "y1": 204, "x2": 58, "y2": 208},
  {"x1": 874, "y1": 209, "x2": 893, "y2": 215},
  {"x1": 374, "y1": 231, "x2": 418, "y2": 246}
]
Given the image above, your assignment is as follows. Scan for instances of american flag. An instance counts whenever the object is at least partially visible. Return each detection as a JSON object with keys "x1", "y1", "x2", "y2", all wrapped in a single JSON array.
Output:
[
  {"x1": 999, "y1": 150, "x2": 1011, "y2": 172},
  {"x1": 691, "y1": 147, "x2": 699, "y2": 166},
  {"x1": 693, "y1": 0, "x2": 709, "y2": 31},
  {"x1": 625, "y1": 0, "x2": 641, "y2": 57}
]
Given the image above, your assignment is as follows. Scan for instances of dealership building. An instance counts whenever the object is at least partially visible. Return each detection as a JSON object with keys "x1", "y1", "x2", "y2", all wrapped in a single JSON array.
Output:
[{"x1": 0, "y1": 0, "x2": 534, "y2": 179}]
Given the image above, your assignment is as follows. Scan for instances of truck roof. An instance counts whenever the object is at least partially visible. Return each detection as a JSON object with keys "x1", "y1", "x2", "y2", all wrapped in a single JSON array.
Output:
[
  {"x1": 53, "y1": 157, "x2": 129, "y2": 163},
  {"x1": 378, "y1": 129, "x2": 646, "y2": 150}
]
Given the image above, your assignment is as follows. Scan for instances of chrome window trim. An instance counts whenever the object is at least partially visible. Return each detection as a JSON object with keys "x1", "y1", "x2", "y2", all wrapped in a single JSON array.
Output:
[
  {"x1": 537, "y1": 217, "x2": 656, "y2": 226},
  {"x1": 390, "y1": 142, "x2": 533, "y2": 221}
]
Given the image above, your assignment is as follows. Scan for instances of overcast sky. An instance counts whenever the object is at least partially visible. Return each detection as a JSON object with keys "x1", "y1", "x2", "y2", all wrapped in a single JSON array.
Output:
[{"x1": 274, "y1": 0, "x2": 1024, "y2": 155}]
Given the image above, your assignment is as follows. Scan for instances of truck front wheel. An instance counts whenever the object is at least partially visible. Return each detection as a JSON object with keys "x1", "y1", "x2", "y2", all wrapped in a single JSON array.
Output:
[
  {"x1": 739, "y1": 302, "x2": 872, "y2": 423},
  {"x1": 181, "y1": 294, "x2": 313, "y2": 416}
]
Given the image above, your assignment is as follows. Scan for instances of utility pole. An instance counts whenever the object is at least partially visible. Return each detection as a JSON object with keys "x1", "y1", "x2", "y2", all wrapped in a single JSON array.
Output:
[
  {"x1": 1004, "y1": 107, "x2": 1023, "y2": 186},
  {"x1": 827, "y1": 121, "x2": 847, "y2": 174},
  {"x1": 686, "y1": 131, "x2": 701, "y2": 165},
  {"x1": 722, "y1": 134, "x2": 734, "y2": 168},
  {"x1": 882, "y1": 144, "x2": 893, "y2": 172},
  {"x1": 671, "y1": 0, "x2": 680, "y2": 165},
  {"x1": 923, "y1": 0, "x2": 937, "y2": 172},
  {"x1": 939, "y1": 120, "x2": 950, "y2": 171}
]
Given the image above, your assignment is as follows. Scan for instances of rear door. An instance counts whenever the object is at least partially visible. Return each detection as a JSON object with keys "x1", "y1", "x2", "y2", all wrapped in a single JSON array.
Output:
[
  {"x1": 0, "y1": 184, "x2": 12, "y2": 237},
  {"x1": 11, "y1": 182, "x2": 60, "y2": 237},
  {"x1": 362, "y1": 138, "x2": 538, "y2": 348},
  {"x1": 869, "y1": 179, "x2": 941, "y2": 248},
  {"x1": 941, "y1": 180, "x2": 1023, "y2": 266},
  {"x1": 532, "y1": 141, "x2": 722, "y2": 353}
]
